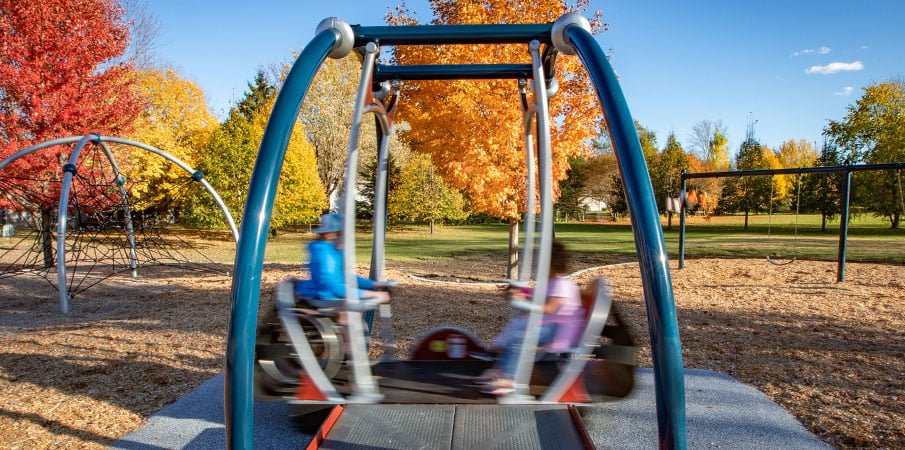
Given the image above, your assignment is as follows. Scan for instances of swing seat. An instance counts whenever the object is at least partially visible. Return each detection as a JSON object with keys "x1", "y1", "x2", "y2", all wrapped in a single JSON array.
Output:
[{"x1": 766, "y1": 255, "x2": 796, "y2": 266}]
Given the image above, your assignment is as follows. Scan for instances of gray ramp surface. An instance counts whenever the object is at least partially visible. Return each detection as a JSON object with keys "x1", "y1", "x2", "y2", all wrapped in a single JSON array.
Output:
[
  {"x1": 111, "y1": 369, "x2": 830, "y2": 449},
  {"x1": 584, "y1": 369, "x2": 830, "y2": 449}
]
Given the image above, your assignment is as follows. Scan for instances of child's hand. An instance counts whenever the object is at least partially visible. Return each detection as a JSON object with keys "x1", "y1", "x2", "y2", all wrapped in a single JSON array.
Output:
[{"x1": 506, "y1": 287, "x2": 526, "y2": 300}]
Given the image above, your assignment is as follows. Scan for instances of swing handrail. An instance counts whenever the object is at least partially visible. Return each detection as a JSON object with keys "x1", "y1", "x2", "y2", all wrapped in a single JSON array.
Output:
[
  {"x1": 505, "y1": 38, "x2": 556, "y2": 403},
  {"x1": 338, "y1": 41, "x2": 383, "y2": 402}
]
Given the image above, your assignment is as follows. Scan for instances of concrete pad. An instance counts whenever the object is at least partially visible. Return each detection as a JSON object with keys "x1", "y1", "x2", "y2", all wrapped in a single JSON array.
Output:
[{"x1": 111, "y1": 368, "x2": 830, "y2": 449}]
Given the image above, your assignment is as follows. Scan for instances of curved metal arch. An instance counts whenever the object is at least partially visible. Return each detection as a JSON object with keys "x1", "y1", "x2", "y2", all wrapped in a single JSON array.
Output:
[
  {"x1": 226, "y1": 27, "x2": 339, "y2": 449},
  {"x1": 56, "y1": 135, "x2": 100, "y2": 314},
  {"x1": 566, "y1": 24, "x2": 686, "y2": 449},
  {"x1": 226, "y1": 16, "x2": 688, "y2": 449},
  {"x1": 97, "y1": 136, "x2": 239, "y2": 242},
  {"x1": 1, "y1": 134, "x2": 240, "y2": 314},
  {"x1": 56, "y1": 134, "x2": 139, "y2": 314},
  {"x1": 1, "y1": 135, "x2": 239, "y2": 242}
]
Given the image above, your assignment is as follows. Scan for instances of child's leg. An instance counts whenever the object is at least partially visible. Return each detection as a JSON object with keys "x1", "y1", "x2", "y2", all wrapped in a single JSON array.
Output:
[
  {"x1": 491, "y1": 316, "x2": 527, "y2": 350},
  {"x1": 498, "y1": 322, "x2": 560, "y2": 378}
]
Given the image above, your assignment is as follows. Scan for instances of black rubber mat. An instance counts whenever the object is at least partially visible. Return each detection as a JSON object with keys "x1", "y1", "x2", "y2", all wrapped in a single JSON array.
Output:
[{"x1": 327, "y1": 359, "x2": 633, "y2": 404}]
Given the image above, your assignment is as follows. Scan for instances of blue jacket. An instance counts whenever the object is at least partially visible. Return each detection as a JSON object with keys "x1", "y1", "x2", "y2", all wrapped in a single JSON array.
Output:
[{"x1": 294, "y1": 239, "x2": 375, "y2": 300}]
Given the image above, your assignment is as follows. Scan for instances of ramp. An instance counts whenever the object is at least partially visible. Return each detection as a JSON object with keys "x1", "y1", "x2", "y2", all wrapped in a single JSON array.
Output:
[{"x1": 313, "y1": 404, "x2": 590, "y2": 450}]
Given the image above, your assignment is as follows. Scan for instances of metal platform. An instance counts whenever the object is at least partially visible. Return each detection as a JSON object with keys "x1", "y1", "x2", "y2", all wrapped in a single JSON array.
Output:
[{"x1": 314, "y1": 404, "x2": 589, "y2": 450}]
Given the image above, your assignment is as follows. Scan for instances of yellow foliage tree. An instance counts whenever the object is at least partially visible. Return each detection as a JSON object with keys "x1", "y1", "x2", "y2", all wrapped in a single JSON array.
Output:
[
  {"x1": 296, "y1": 56, "x2": 378, "y2": 210},
  {"x1": 710, "y1": 129, "x2": 731, "y2": 171},
  {"x1": 387, "y1": 0, "x2": 605, "y2": 276},
  {"x1": 126, "y1": 68, "x2": 217, "y2": 204},
  {"x1": 388, "y1": 152, "x2": 468, "y2": 232},
  {"x1": 777, "y1": 138, "x2": 817, "y2": 169},
  {"x1": 252, "y1": 97, "x2": 327, "y2": 229},
  {"x1": 774, "y1": 138, "x2": 817, "y2": 206},
  {"x1": 187, "y1": 71, "x2": 325, "y2": 230},
  {"x1": 761, "y1": 147, "x2": 790, "y2": 203}
]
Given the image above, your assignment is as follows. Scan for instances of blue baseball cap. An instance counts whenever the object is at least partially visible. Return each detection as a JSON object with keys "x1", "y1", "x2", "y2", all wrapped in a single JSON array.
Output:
[{"x1": 312, "y1": 213, "x2": 343, "y2": 234}]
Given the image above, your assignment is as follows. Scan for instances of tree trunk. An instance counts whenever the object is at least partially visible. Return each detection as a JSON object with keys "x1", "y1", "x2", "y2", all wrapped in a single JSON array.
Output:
[
  {"x1": 667, "y1": 211, "x2": 673, "y2": 230},
  {"x1": 821, "y1": 212, "x2": 827, "y2": 232},
  {"x1": 891, "y1": 212, "x2": 900, "y2": 229},
  {"x1": 744, "y1": 209, "x2": 749, "y2": 231},
  {"x1": 507, "y1": 219, "x2": 518, "y2": 279},
  {"x1": 41, "y1": 207, "x2": 55, "y2": 268},
  {"x1": 429, "y1": 218, "x2": 434, "y2": 234}
]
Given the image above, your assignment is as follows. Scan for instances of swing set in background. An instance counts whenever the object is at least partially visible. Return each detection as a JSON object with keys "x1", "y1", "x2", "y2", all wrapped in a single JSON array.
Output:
[{"x1": 678, "y1": 162, "x2": 905, "y2": 281}]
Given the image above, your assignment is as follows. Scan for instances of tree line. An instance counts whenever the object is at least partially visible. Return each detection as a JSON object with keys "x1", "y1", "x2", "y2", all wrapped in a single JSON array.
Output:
[
  {"x1": 2, "y1": 0, "x2": 902, "y2": 266},
  {"x1": 560, "y1": 80, "x2": 905, "y2": 230}
]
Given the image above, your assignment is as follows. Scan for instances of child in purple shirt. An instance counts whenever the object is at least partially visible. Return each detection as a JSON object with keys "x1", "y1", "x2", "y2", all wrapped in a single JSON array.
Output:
[{"x1": 482, "y1": 241, "x2": 585, "y2": 395}]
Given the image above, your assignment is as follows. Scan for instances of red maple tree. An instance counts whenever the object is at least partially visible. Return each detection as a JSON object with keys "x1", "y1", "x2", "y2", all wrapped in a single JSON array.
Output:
[
  {"x1": 1, "y1": 0, "x2": 145, "y2": 266},
  {"x1": 0, "y1": 0, "x2": 144, "y2": 194}
]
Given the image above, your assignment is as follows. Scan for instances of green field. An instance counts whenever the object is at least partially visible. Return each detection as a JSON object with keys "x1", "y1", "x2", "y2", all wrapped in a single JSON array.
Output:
[{"x1": 251, "y1": 213, "x2": 905, "y2": 266}]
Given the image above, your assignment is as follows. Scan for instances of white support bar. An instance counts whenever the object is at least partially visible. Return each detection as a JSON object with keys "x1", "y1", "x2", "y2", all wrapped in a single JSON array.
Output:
[{"x1": 340, "y1": 42, "x2": 383, "y2": 402}]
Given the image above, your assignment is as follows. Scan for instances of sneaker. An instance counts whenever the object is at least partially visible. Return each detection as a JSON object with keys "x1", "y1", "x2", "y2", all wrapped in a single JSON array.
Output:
[{"x1": 480, "y1": 378, "x2": 514, "y2": 395}]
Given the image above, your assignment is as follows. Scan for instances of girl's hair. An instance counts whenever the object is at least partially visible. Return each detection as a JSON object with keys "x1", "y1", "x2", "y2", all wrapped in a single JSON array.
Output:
[{"x1": 550, "y1": 240, "x2": 570, "y2": 274}]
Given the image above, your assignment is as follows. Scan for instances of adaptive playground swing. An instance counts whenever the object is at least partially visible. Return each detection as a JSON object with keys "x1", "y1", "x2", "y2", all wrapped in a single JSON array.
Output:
[{"x1": 228, "y1": 14, "x2": 685, "y2": 449}]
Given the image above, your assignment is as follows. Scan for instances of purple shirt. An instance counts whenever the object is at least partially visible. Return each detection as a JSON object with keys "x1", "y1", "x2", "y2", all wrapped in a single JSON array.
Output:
[{"x1": 543, "y1": 276, "x2": 585, "y2": 352}]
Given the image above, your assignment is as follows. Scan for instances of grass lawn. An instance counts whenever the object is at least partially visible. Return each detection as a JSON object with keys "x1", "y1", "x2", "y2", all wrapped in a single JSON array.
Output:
[{"x1": 246, "y1": 213, "x2": 905, "y2": 266}]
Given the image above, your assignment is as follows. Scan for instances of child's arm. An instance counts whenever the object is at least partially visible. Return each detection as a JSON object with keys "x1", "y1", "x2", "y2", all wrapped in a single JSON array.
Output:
[{"x1": 542, "y1": 296, "x2": 565, "y2": 315}]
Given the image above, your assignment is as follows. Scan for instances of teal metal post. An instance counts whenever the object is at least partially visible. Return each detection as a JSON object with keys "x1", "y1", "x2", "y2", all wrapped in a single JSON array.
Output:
[
  {"x1": 225, "y1": 29, "x2": 337, "y2": 449},
  {"x1": 836, "y1": 168, "x2": 852, "y2": 282},
  {"x1": 679, "y1": 173, "x2": 687, "y2": 269},
  {"x1": 567, "y1": 25, "x2": 687, "y2": 449}
]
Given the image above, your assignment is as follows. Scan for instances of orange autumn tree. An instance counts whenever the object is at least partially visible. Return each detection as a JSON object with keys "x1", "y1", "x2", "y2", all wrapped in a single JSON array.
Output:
[{"x1": 387, "y1": 0, "x2": 606, "y2": 277}]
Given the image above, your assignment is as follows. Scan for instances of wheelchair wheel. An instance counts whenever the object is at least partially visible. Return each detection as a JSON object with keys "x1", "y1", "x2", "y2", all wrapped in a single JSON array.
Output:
[{"x1": 254, "y1": 307, "x2": 344, "y2": 400}]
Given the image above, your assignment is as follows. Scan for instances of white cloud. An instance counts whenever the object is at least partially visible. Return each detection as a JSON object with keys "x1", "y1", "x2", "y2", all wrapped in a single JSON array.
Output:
[
  {"x1": 805, "y1": 61, "x2": 864, "y2": 75},
  {"x1": 860, "y1": 45, "x2": 870, "y2": 49},
  {"x1": 792, "y1": 46, "x2": 831, "y2": 56},
  {"x1": 834, "y1": 86, "x2": 854, "y2": 96}
]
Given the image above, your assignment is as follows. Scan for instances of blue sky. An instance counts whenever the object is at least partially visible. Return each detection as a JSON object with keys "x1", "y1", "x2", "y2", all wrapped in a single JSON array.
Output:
[{"x1": 146, "y1": 1, "x2": 904, "y2": 156}]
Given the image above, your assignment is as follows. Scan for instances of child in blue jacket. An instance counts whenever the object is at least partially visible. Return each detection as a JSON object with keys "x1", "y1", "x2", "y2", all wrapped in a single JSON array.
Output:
[{"x1": 294, "y1": 214, "x2": 390, "y2": 306}]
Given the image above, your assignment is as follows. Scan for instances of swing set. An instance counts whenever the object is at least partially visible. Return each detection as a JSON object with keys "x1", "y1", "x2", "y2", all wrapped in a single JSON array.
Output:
[{"x1": 679, "y1": 162, "x2": 905, "y2": 282}]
